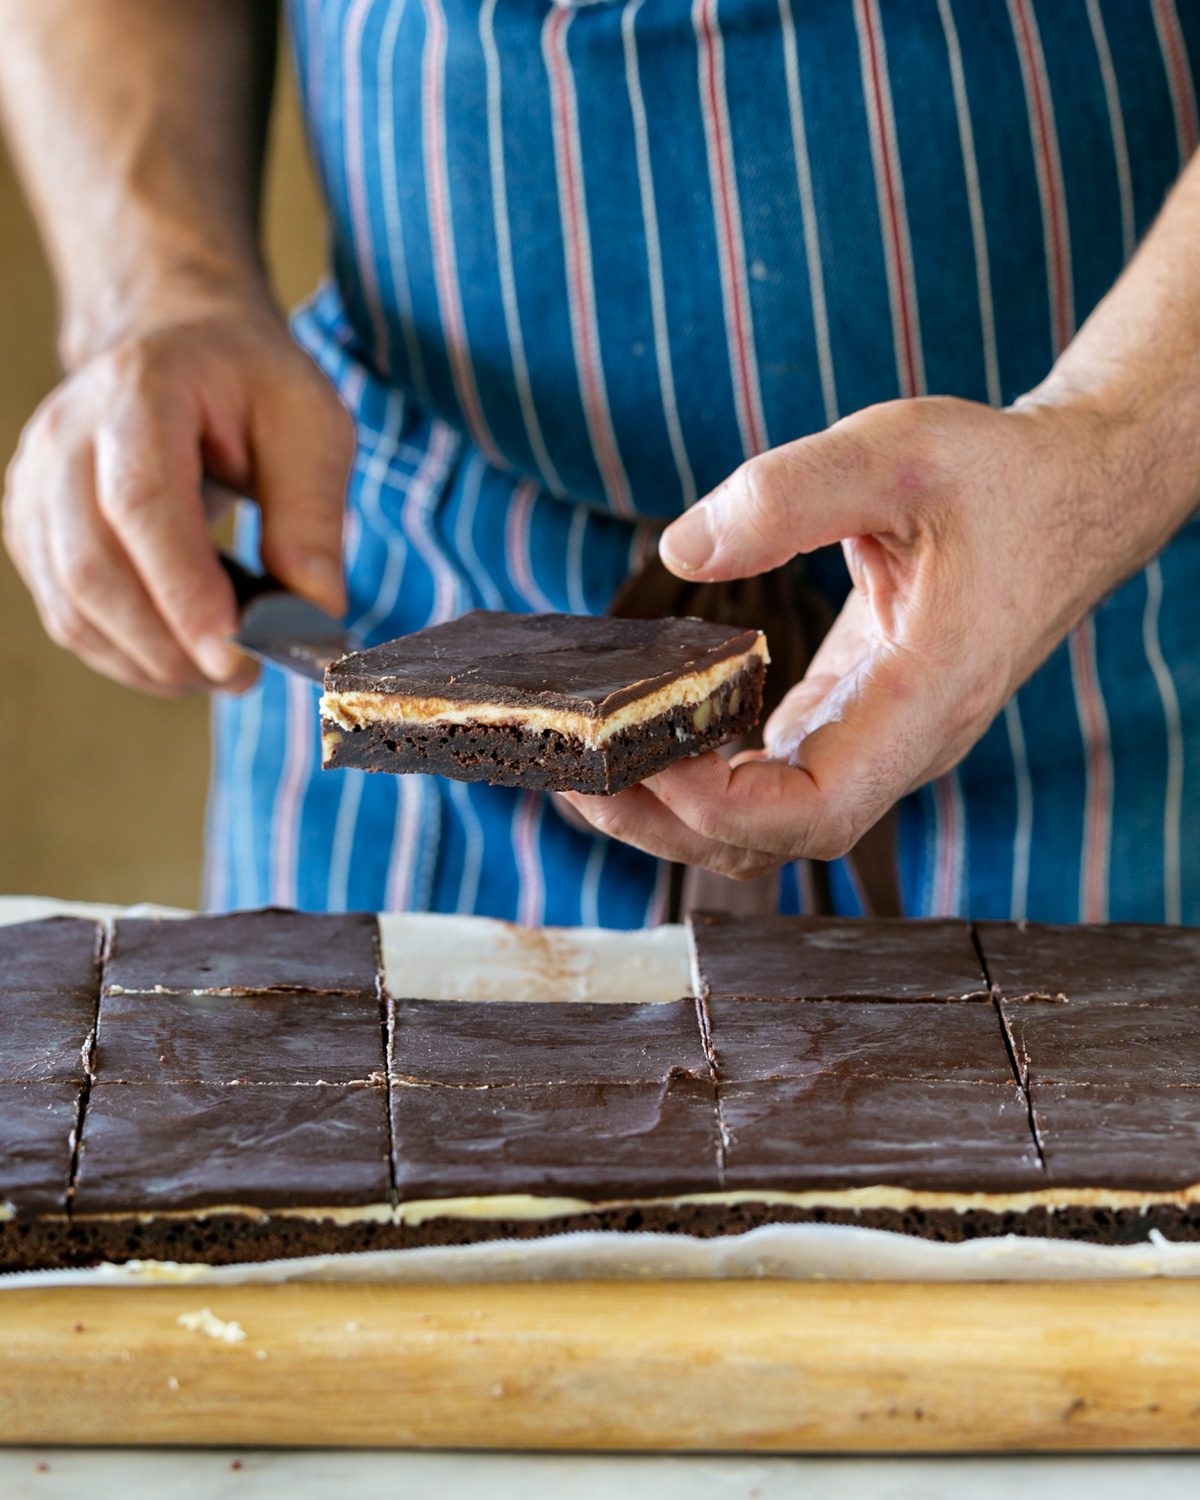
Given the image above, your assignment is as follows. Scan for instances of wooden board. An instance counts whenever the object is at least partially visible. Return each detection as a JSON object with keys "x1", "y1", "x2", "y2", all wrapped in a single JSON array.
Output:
[{"x1": 3, "y1": 1280, "x2": 1200, "y2": 1452}]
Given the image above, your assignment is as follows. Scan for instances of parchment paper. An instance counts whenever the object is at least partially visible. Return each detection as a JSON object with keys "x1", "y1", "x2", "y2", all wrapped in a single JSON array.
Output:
[{"x1": 3, "y1": 895, "x2": 1195, "y2": 1284}]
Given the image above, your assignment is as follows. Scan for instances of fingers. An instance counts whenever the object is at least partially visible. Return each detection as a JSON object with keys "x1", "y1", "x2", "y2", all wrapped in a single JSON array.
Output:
[
  {"x1": 659, "y1": 410, "x2": 900, "y2": 582},
  {"x1": 94, "y1": 389, "x2": 242, "y2": 682},
  {"x1": 251, "y1": 378, "x2": 353, "y2": 617},
  {"x1": 561, "y1": 783, "x2": 779, "y2": 882}
]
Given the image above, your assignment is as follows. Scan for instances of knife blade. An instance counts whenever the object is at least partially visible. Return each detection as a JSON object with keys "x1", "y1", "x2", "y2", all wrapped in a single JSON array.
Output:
[{"x1": 218, "y1": 551, "x2": 359, "y2": 684}]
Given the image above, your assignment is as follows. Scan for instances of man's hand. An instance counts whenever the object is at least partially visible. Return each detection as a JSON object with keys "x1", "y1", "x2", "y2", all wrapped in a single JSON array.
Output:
[
  {"x1": 3, "y1": 290, "x2": 353, "y2": 696},
  {"x1": 561, "y1": 392, "x2": 1180, "y2": 878}
]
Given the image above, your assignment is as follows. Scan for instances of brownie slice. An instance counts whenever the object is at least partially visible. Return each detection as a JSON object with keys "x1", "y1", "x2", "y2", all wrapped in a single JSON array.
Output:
[
  {"x1": 103, "y1": 909, "x2": 379, "y2": 997},
  {"x1": 95, "y1": 987, "x2": 386, "y2": 1085},
  {"x1": 0, "y1": 1083, "x2": 80, "y2": 1270},
  {"x1": 70, "y1": 1082, "x2": 394, "y2": 1266},
  {"x1": 976, "y1": 920, "x2": 1200, "y2": 1004},
  {"x1": 688, "y1": 913, "x2": 990, "y2": 1002},
  {"x1": 0, "y1": 917, "x2": 103, "y2": 996},
  {"x1": 390, "y1": 1074, "x2": 723, "y2": 1202},
  {"x1": 1031, "y1": 1083, "x2": 1200, "y2": 1190},
  {"x1": 720, "y1": 1074, "x2": 1042, "y2": 1193},
  {"x1": 1003, "y1": 1001, "x2": 1200, "y2": 1089},
  {"x1": 320, "y1": 611, "x2": 768, "y2": 794},
  {"x1": 389, "y1": 997, "x2": 708, "y2": 1087},
  {"x1": 703, "y1": 998, "x2": 1016, "y2": 1085},
  {"x1": 0, "y1": 990, "x2": 97, "y2": 1085}
]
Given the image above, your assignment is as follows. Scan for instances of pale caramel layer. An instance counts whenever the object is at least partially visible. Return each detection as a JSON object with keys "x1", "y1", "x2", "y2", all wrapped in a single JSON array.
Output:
[{"x1": 319, "y1": 637, "x2": 768, "y2": 748}]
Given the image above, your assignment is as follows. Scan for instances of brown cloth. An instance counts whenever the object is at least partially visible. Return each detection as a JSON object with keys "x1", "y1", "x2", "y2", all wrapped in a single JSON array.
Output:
[{"x1": 609, "y1": 551, "x2": 901, "y2": 921}]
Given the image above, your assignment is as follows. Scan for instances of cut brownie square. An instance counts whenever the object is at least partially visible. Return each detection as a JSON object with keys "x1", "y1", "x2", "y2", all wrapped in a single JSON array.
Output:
[
  {"x1": 73, "y1": 1082, "x2": 392, "y2": 1215},
  {"x1": 389, "y1": 997, "x2": 708, "y2": 1087},
  {"x1": 390, "y1": 1075, "x2": 723, "y2": 1202},
  {"x1": 704, "y1": 998, "x2": 1016, "y2": 1086},
  {"x1": 1031, "y1": 1083, "x2": 1200, "y2": 1190},
  {"x1": 0, "y1": 917, "x2": 102, "y2": 996},
  {"x1": 688, "y1": 913, "x2": 990, "y2": 1002},
  {"x1": 0, "y1": 1082, "x2": 80, "y2": 1219},
  {"x1": 104, "y1": 909, "x2": 379, "y2": 997},
  {"x1": 720, "y1": 1075, "x2": 1042, "y2": 1193},
  {"x1": 1003, "y1": 1001, "x2": 1200, "y2": 1089},
  {"x1": 0, "y1": 990, "x2": 97, "y2": 1084},
  {"x1": 976, "y1": 920, "x2": 1200, "y2": 1004},
  {"x1": 94, "y1": 988, "x2": 385, "y2": 1085},
  {"x1": 320, "y1": 611, "x2": 768, "y2": 794}
]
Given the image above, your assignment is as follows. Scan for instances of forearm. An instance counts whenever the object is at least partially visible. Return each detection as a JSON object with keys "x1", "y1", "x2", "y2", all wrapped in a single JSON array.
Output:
[
  {"x1": 1023, "y1": 150, "x2": 1200, "y2": 581},
  {"x1": 0, "y1": 0, "x2": 277, "y2": 367}
]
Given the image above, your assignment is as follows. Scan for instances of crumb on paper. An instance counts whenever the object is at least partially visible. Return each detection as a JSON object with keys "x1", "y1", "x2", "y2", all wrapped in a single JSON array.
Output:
[
  {"x1": 177, "y1": 1307, "x2": 247, "y2": 1344},
  {"x1": 344, "y1": 1320, "x2": 359, "y2": 1333},
  {"x1": 167, "y1": 1375, "x2": 180, "y2": 1392},
  {"x1": 254, "y1": 1348, "x2": 268, "y2": 1361}
]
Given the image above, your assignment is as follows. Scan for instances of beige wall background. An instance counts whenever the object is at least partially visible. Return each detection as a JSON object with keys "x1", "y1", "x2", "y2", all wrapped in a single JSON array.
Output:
[{"x1": 0, "y1": 63, "x2": 325, "y2": 906}]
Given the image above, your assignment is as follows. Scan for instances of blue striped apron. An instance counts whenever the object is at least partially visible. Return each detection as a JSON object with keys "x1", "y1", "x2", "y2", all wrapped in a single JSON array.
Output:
[{"x1": 207, "y1": 0, "x2": 1200, "y2": 926}]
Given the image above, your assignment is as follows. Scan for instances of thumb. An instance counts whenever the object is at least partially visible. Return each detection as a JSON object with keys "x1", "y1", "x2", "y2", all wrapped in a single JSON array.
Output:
[
  {"x1": 250, "y1": 383, "x2": 354, "y2": 616},
  {"x1": 659, "y1": 420, "x2": 894, "y2": 582}
]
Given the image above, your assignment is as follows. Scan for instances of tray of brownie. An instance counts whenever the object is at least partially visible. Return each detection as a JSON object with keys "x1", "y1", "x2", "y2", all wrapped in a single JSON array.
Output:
[{"x1": 5, "y1": 898, "x2": 1200, "y2": 1450}]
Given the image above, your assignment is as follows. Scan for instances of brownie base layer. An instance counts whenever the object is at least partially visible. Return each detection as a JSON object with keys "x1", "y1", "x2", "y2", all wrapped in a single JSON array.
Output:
[
  {"x1": 14, "y1": 1195, "x2": 1200, "y2": 1270},
  {"x1": 321, "y1": 658, "x2": 766, "y2": 794}
]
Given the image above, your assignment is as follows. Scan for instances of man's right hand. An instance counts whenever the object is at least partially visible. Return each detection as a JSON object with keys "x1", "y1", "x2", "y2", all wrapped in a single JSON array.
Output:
[{"x1": 2, "y1": 290, "x2": 354, "y2": 696}]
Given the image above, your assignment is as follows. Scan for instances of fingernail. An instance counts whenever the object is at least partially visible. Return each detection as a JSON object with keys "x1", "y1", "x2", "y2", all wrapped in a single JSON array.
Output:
[
  {"x1": 196, "y1": 634, "x2": 242, "y2": 682},
  {"x1": 295, "y1": 555, "x2": 345, "y2": 614},
  {"x1": 661, "y1": 503, "x2": 714, "y2": 574}
]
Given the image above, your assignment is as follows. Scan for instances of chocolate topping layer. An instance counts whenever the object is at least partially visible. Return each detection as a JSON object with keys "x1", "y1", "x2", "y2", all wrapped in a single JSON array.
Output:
[
  {"x1": 1004, "y1": 1001, "x2": 1200, "y2": 1088},
  {"x1": 720, "y1": 1076, "x2": 1042, "y2": 1193},
  {"x1": 0, "y1": 1082, "x2": 80, "y2": 1217},
  {"x1": 325, "y1": 611, "x2": 763, "y2": 716},
  {"x1": 0, "y1": 990, "x2": 96, "y2": 1085},
  {"x1": 391, "y1": 1075, "x2": 722, "y2": 1201},
  {"x1": 104, "y1": 908, "x2": 379, "y2": 997},
  {"x1": 977, "y1": 920, "x2": 1200, "y2": 1004},
  {"x1": 95, "y1": 988, "x2": 386, "y2": 1085},
  {"x1": 689, "y1": 914, "x2": 990, "y2": 1002},
  {"x1": 389, "y1": 998, "x2": 707, "y2": 1086},
  {"x1": 1032, "y1": 1083, "x2": 1200, "y2": 1190},
  {"x1": 73, "y1": 1083, "x2": 391, "y2": 1214},
  {"x1": 704, "y1": 998, "x2": 1016, "y2": 1086},
  {"x1": 0, "y1": 917, "x2": 102, "y2": 996}
]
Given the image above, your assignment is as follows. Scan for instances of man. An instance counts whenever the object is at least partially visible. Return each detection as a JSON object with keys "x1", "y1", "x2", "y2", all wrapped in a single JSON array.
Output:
[{"x1": 3, "y1": 0, "x2": 1198, "y2": 925}]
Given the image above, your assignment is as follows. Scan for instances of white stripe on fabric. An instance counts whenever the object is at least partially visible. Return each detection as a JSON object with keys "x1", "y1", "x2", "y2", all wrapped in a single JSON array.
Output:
[
  {"x1": 377, "y1": 0, "x2": 433, "y2": 405},
  {"x1": 693, "y1": 0, "x2": 770, "y2": 458},
  {"x1": 326, "y1": 769, "x2": 365, "y2": 913},
  {"x1": 1143, "y1": 562, "x2": 1185, "y2": 924},
  {"x1": 644, "y1": 855, "x2": 671, "y2": 927},
  {"x1": 385, "y1": 776, "x2": 422, "y2": 912},
  {"x1": 343, "y1": 0, "x2": 392, "y2": 371},
  {"x1": 203, "y1": 701, "x2": 231, "y2": 912},
  {"x1": 1002, "y1": 702, "x2": 1033, "y2": 920},
  {"x1": 422, "y1": 0, "x2": 506, "y2": 468},
  {"x1": 778, "y1": 0, "x2": 839, "y2": 428},
  {"x1": 543, "y1": 5, "x2": 637, "y2": 518},
  {"x1": 1011, "y1": 0, "x2": 1112, "y2": 921},
  {"x1": 580, "y1": 837, "x2": 607, "y2": 927},
  {"x1": 454, "y1": 452, "x2": 507, "y2": 610},
  {"x1": 506, "y1": 479, "x2": 558, "y2": 612},
  {"x1": 231, "y1": 675, "x2": 264, "y2": 909},
  {"x1": 938, "y1": 0, "x2": 1028, "y2": 917},
  {"x1": 1085, "y1": 0, "x2": 1135, "y2": 263},
  {"x1": 346, "y1": 391, "x2": 411, "y2": 642},
  {"x1": 481, "y1": 0, "x2": 566, "y2": 496},
  {"x1": 449, "y1": 778, "x2": 485, "y2": 915},
  {"x1": 270, "y1": 675, "x2": 315, "y2": 907},
  {"x1": 856, "y1": 0, "x2": 960, "y2": 912},
  {"x1": 565, "y1": 505, "x2": 589, "y2": 614},
  {"x1": 514, "y1": 791, "x2": 547, "y2": 927},
  {"x1": 622, "y1": 0, "x2": 698, "y2": 508}
]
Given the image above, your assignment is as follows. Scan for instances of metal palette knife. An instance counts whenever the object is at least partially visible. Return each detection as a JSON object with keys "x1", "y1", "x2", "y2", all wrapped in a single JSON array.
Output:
[{"x1": 219, "y1": 552, "x2": 361, "y2": 684}]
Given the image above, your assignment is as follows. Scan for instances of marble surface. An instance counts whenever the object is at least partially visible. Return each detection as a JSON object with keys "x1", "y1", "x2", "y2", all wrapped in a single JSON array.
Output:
[{"x1": 3, "y1": 1451, "x2": 1200, "y2": 1498}]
